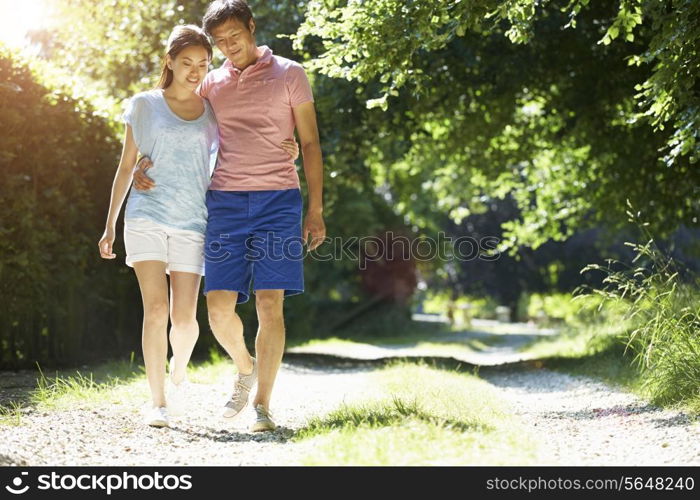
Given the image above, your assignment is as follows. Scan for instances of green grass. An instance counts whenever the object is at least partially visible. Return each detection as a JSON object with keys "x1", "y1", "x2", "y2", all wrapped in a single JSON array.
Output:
[
  {"x1": 0, "y1": 401, "x2": 24, "y2": 426},
  {"x1": 288, "y1": 330, "x2": 508, "y2": 358},
  {"x1": 30, "y1": 360, "x2": 147, "y2": 410},
  {"x1": 292, "y1": 361, "x2": 539, "y2": 465},
  {"x1": 287, "y1": 317, "x2": 458, "y2": 346},
  {"x1": 290, "y1": 337, "x2": 364, "y2": 349},
  {"x1": 286, "y1": 330, "x2": 449, "y2": 348},
  {"x1": 518, "y1": 317, "x2": 629, "y2": 358},
  {"x1": 519, "y1": 321, "x2": 643, "y2": 387},
  {"x1": 540, "y1": 340, "x2": 644, "y2": 392},
  {"x1": 570, "y1": 220, "x2": 700, "y2": 414},
  {"x1": 519, "y1": 320, "x2": 700, "y2": 415},
  {"x1": 4, "y1": 350, "x2": 243, "y2": 417}
]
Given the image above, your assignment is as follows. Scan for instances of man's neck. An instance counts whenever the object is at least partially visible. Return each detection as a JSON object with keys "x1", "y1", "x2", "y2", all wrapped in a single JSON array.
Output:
[{"x1": 233, "y1": 46, "x2": 261, "y2": 71}]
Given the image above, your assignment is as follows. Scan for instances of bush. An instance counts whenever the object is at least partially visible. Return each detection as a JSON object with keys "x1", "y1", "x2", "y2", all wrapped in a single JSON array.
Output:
[
  {"x1": 0, "y1": 45, "x2": 135, "y2": 368},
  {"x1": 520, "y1": 292, "x2": 587, "y2": 326},
  {"x1": 579, "y1": 204, "x2": 700, "y2": 407},
  {"x1": 422, "y1": 291, "x2": 498, "y2": 322}
]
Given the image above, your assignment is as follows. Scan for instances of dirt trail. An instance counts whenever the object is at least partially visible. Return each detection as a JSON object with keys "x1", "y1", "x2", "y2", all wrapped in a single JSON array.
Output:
[
  {"x1": 288, "y1": 320, "x2": 700, "y2": 465},
  {"x1": 1, "y1": 320, "x2": 698, "y2": 465}
]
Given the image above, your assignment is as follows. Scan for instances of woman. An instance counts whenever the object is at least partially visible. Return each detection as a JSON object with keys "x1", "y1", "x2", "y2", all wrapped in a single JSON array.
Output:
[{"x1": 98, "y1": 24, "x2": 297, "y2": 427}]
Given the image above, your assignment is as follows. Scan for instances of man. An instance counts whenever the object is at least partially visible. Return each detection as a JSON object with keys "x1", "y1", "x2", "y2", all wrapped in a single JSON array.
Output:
[{"x1": 134, "y1": 0, "x2": 325, "y2": 432}]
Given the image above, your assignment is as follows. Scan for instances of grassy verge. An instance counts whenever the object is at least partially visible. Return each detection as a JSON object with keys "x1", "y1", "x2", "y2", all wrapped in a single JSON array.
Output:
[
  {"x1": 286, "y1": 320, "x2": 512, "y2": 360},
  {"x1": 292, "y1": 361, "x2": 539, "y2": 465},
  {"x1": 520, "y1": 322, "x2": 642, "y2": 386},
  {"x1": 0, "y1": 401, "x2": 23, "y2": 426},
  {"x1": 289, "y1": 334, "x2": 506, "y2": 357},
  {"x1": 519, "y1": 321, "x2": 700, "y2": 415},
  {"x1": 30, "y1": 359, "x2": 146, "y2": 411},
  {"x1": 0, "y1": 360, "x2": 148, "y2": 425},
  {"x1": 1, "y1": 351, "x2": 237, "y2": 417},
  {"x1": 286, "y1": 320, "x2": 452, "y2": 347}
]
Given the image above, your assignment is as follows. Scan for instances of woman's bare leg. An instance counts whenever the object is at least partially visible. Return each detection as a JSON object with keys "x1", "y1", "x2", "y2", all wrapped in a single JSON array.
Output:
[
  {"x1": 133, "y1": 261, "x2": 169, "y2": 408},
  {"x1": 168, "y1": 271, "x2": 202, "y2": 384}
]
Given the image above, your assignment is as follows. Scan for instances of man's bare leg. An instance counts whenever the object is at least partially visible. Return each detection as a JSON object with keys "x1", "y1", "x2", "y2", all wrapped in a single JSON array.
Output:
[
  {"x1": 206, "y1": 290, "x2": 254, "y2": 374},
  {"x1": 252, "y1": 289, "x2": 285, "y2": 410}
]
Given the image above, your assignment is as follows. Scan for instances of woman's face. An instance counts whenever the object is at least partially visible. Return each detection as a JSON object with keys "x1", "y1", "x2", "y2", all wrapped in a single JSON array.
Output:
[{"x1": 167, "y1": 45, "x2": 210, "y2": 90}]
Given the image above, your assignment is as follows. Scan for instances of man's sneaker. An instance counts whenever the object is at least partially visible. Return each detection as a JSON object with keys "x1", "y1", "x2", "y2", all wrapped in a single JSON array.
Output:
[
  {"x1": 144, "y1": 406, "x2": 169, "y2": 428},
  {"x1": 222, "y1": 358, "x2": 257, "y2": 419},
  {"x1": 250, "y1": 404, "x2": 276, "y2": 432}
]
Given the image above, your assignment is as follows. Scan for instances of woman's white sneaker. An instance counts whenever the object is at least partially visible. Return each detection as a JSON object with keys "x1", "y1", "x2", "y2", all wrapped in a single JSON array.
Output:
[{"x1": 144, "y1": 406, "x2": 169, "y2": 428}]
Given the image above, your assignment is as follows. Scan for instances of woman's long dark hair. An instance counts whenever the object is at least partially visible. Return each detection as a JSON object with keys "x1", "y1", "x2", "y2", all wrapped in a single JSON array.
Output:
[{"x1": 156, "y1": 25, "x2": 213, "y2": 89}]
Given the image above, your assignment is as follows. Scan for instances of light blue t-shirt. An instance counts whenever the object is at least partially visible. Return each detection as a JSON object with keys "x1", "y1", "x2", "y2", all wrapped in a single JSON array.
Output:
[{"x1": 122, "y1": 89, "x2": 218, "y2": 234}]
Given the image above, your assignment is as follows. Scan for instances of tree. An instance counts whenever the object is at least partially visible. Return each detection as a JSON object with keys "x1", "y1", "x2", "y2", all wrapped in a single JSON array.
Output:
[
  {"x1": 293, "y1": 0, "x2": 700, "y2": 250},
  {"x1": 0, "y1": 45, "x2": 130, "y2": 367}
]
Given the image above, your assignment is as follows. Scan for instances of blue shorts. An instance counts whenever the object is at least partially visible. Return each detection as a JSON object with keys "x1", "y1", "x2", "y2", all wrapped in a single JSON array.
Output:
[{"x1": 204, "y1": 188, "x2": 305, "y2": 303}]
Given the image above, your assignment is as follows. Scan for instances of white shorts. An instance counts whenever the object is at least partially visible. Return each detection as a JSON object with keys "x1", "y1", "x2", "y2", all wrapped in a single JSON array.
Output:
[{"x1": 124, "y1": 218, "x2": 205, "y2": 275}]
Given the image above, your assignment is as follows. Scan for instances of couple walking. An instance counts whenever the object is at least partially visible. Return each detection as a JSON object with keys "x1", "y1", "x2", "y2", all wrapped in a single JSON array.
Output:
[{"x1": 98, "y1": 0, "x2": 325, "y2": 431}]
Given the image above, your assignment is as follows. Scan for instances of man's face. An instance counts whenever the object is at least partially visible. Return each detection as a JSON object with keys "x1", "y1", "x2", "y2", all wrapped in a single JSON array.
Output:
[{"x1": 210, "y1": 17, "x2": 257, "y2": 70}]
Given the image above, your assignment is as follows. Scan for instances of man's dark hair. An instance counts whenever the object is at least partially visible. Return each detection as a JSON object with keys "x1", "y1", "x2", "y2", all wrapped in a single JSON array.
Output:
[{"x1": 202, "y1": 0, "x2": 254, "y2": 36}]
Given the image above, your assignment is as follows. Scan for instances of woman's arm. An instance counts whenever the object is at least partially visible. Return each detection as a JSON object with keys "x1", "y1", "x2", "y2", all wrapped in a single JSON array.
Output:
[
  {"x1": 132, "y1": 140, "x2": 299, "y2": 190},
  {"x1": 98, "y1": 124, "x2": 139, "y2": 259}
]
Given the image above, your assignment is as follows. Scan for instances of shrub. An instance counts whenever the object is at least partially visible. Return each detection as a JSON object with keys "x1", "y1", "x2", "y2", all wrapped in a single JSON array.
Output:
[
  {"x1": 0, "y1": 45, "x2": 134, "y2": 368},
  {"x1": 579, "y1": 203, "x2": 700, "y2": 406}
]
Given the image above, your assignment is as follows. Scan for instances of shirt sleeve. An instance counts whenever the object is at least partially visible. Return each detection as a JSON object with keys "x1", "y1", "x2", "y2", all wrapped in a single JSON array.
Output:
[
  {"x1": 197, "y1": 73, "x2": 213, "y2": 99},
  {"x1": 285, "y1": 63, "x2": 314, "y2": 108},
  {"x1": 121, "y1": 94, "x2": 147, "y2": 152}
]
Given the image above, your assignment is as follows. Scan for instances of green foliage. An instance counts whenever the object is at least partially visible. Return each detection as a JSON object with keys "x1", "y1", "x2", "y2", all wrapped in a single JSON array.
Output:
[
  {"x1": 572, "y1": 0, "x2": 699, "y2": 168},
  {"x1": 294, "y1": 0, "x2": 700, "y2": 249},
  {"x1": 519, "y1": 290, "x2": 626, "y2": 325},
  {"x1": 7, "y1": 1, "x2": 696, "y2": 368},
  {"x1": 43, "y1": 0, "x2": 306, "y2": 102},
  {"x1": 0, "y1": 44, "x2": 133, "y2": 368},
  {"x1": 294, "y1": 0, "x2": 494, "y2": 108},
  {"x1": 580, "y1": 206, "x2": 700, "y2": 406},
  {"x1": 423, "y1": 290, "x2": 499, "y2": 320},
  {"x1": 522, "y1": 292, "x2": 577, "y2": 324}
]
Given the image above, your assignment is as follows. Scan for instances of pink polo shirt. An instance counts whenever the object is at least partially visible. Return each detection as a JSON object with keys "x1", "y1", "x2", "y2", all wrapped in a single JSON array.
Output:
[{"x1": 198, "y1": 45, "x2": 314, "y2": 191}]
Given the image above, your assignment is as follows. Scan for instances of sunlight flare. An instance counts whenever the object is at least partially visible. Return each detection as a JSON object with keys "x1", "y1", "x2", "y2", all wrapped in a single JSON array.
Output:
[{"x1": 0, "y1": 0, "x2": 52, "y2": 47}]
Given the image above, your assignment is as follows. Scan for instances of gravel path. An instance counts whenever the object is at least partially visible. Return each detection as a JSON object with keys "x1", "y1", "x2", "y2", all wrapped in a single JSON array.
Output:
[
  {"x1": 483, "y1": 369, "x2": 700, "y2": 465},
  {"x1": 1, "y1": 323, "x2": 698, "y2": 465},
  {"x1": 0, "y1": 363, "x2": 375, "y2": 466},
  {"x1": 288, "y1": 331, "x2": 700, "y2": 465}
]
